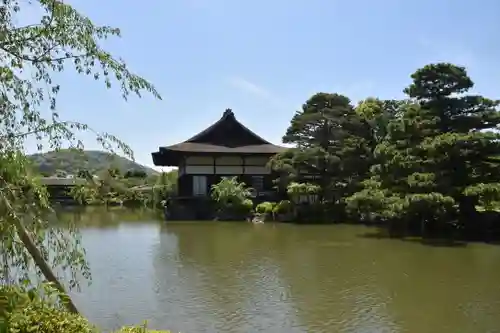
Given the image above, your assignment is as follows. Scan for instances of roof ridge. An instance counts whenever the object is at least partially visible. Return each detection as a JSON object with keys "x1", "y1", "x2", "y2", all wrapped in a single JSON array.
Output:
[{"x1": 185, "y1": 108, "x2": 273, "y2": 146}]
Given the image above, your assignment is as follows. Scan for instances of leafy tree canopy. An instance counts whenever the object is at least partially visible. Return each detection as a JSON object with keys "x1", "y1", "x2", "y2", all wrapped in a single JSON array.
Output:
[
  {"x1": 347, "y1": 63, "x2": 500, "y2": 231},
  {"x1": 0, "y1": 0, "x2": 160, "y2": 311},
  {"x1": 272, "y1": 63, "x2": 500, "y2": 235},
  {"x1": 271, "y1": 93, "x2": 372, "y2": 210}
]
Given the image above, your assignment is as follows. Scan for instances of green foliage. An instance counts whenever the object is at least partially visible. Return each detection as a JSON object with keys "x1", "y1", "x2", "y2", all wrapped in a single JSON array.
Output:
[
  {"x1": 68, "y1": 184, "x2": 98, "y2": 205},
  {"x1": 274, "y1": 200, "x2": 292, "y2": 214},
  {"x1": 124, "y1": 169, "x2": 148, "y2": 179},
  {"x1": 286, "y1": 182, "x2": 320, "y2": 195},
  {"x1": 464, "y1": 183, "x2": 500, "y2": 211},
  {"x1": 211, "y1": 177, "x2": 253, "y2": 218},
  {"x1": 66, "y1": 169, "x2": 177, "y2": 209},
  {"x1": 211, "y1": 177, "x2": 252, "y2": 207},
  {"x1": 0, "y1": 283, "x2": 95, "y2": 333},
  {"x1": 144, "y1": 171, "x2": 178, "y2": 209},
  {"x1": 241, "y1": 199, "x2": 254, "y2": 214},
  {"x1": 0, "y1": 0, "x2": 173, "y2": 329},
  {"x1": 0, "y1": 151, "x2": 90, "y2": 288},
  {"x1": 0, "y1": 285, "x2": 171, "y2": 333},
  {"x1": 355, "y1": 98, "x2": 405, "y2": 145},
  {"x1": 0, "y1": 0, "x2": 159, "y2": 296},
  {"x1": 286, "y1": 182, "x2": 320, "y2": 204},
  {"x1": 271, "y1": 93, "x2": 372, "y2": 212},
  {"x1": 117, "y1": 326, "x2": 171, "y2": 333},
  {"x1": 347, "y1": 63, "x2": 500, "y2": 233},
  {"x1": 7, "y1": 303, "x2": 96, "y2": 333},
  {"x1": 256, "y1": 201, "x2": 275, "y2": 214},
  {"x1": 273, "y1": 62, "x2": 500, "y2": 234}
]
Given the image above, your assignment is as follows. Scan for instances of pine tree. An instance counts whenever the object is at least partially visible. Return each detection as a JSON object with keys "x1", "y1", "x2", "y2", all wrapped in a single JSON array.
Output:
[
  {"x1": 348, "y1": 63, "x2": 500, "y2": 234},
  {"x1": 272, "y1": 93, "x2": 372, "y2": 215}
]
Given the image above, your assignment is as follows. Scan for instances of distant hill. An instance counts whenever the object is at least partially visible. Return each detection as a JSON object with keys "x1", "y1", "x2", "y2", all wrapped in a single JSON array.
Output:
[{"x1": 28, "y1": 150, "x2": 158, "y2": 176}]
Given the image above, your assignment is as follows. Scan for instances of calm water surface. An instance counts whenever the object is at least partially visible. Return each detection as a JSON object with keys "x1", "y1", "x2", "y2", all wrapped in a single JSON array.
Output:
[{"x1": 61, "y1": 208, "x2": 500, "y2": 333}]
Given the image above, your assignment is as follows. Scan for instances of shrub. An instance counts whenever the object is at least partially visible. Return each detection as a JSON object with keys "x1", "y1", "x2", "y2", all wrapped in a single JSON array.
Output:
[
  {"x1": 240, "y1": 198, "x2": 254, "y2": 214},
  {"x1": 0, "y1": 285, "x2": 171, "y2": 333},
  {"x1": 117, "y1": 324, "x2": 171, "y2": 333},
  {"x1": 1, "y1": 284, "x2": 95, "y2": 333},
  {"x1": 256, "y1": 201, "x2": 275, "y2": 214},
  {"x1": 274, "y1": 200, "x2": 292, "y2": 214},
  {"x1": 211, "y1": 177, "x2": 254, "y2": 219},
  {"x1": 220, "y1": 198, "x2": 253, "y2": 218},
  {"x1": 8, "y1": 307, "x2": 171, "y2": 333},
  {"x1": 7, "y1": 303, "x2": 97, "y2": 333},
  {"x1": 286, "y1": 182, "x2": 320, "y2": 203},
  {"x1": 211, "y1": 177, "x2": 252, "y2": 207}
]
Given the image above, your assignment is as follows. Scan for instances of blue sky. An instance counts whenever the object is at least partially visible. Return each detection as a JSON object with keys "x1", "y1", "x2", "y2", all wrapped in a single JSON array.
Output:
[{"x1": 24, "y1": 0, "x2": 500, "y2": 170}]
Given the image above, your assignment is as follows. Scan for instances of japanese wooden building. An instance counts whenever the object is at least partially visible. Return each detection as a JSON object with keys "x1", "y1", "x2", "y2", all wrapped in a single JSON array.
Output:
[{"x1": 151, "y1": 109, "x2": 286, "y2": 218}]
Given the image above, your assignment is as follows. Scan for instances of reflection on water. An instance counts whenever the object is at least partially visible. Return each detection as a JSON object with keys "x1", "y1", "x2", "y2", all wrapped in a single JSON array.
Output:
[{"x1": 62, "y1": 208, "x2": 500, "y2": 333}]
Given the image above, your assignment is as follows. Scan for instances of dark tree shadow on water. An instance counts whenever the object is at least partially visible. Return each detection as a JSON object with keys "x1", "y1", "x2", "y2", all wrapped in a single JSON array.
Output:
[{"x1": 358, "y1": 230, "x2": 468, "y2": 248}]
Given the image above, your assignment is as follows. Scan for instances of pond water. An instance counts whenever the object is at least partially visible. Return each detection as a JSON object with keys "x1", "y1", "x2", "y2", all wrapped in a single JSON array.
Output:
[{"x1": 61, "y1": 207, "x2": 500, "y2": 333}]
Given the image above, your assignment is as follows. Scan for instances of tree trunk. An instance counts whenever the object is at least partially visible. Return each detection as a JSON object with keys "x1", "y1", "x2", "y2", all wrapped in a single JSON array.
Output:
[{"x1": 13, "y1": 219, "x2": 80, "y2": 314}]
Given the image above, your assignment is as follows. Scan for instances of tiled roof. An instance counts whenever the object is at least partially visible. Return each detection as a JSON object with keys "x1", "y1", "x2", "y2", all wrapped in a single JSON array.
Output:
[
  {"x1": 160, "y1": 142, "x2": 286, "y2": 154},
  {"x1": 152, "y1": 109, "x2": 287, "y2": 166}
]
